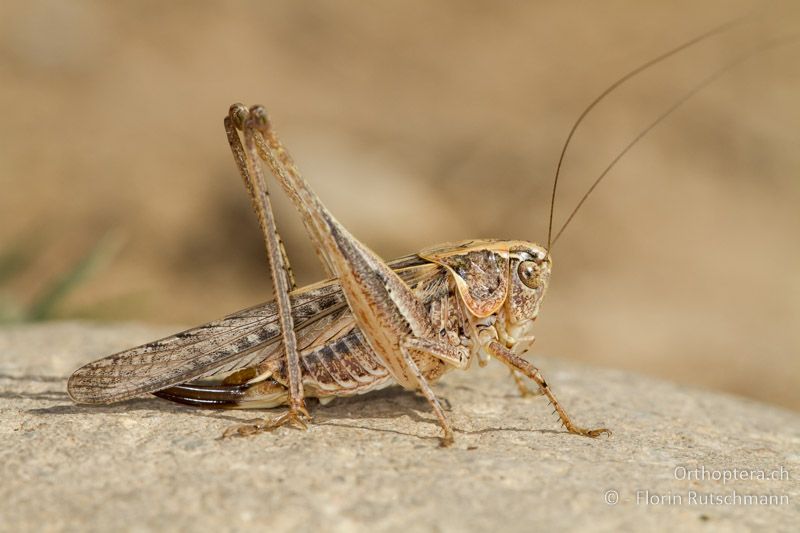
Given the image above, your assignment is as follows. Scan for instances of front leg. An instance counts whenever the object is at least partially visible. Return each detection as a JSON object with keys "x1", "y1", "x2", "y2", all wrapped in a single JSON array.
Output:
[
  {"x1": 501, "y1": 334, "x2": 543, "y2": 398},
  {"x1": 487, "y1": 341, "x2": 610, "y2": 438},
  {"x1": 510, "y1": 369, "x2": 544, "y2": 398}
]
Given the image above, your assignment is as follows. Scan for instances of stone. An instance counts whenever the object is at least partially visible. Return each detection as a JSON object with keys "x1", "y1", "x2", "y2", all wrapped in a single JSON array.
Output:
[{"x1": 1, "y1": 323, "x2": 797, "y2": 531}]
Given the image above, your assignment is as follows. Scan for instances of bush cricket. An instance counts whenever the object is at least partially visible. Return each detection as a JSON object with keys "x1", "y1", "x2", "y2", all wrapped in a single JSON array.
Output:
[{"x1": 67, "y1": 20, "x2": 789, "y2": 446}]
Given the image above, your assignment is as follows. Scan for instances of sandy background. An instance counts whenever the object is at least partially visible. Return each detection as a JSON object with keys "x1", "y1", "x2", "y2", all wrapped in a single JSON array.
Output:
[
  {"x1": 2, "y1": 323, "x2": 799, "y2": 532},
  {"x1": 1, "y1": 1, "x2": 798, "y2": 409}
]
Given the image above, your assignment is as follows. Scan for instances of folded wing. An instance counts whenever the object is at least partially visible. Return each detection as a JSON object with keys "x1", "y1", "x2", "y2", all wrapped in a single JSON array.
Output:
[{"x1": 67, "y1": 256, "x2": 439, "y2": 404}]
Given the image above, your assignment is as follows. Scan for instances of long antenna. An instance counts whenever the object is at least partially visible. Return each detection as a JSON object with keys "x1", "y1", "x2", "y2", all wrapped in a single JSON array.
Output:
[
  {"x1": 551, "y1": 33, "x2": 799, "y2": 247},
  {"x1": 545, "y1": 17, "x2": 746, "y2": 253}
]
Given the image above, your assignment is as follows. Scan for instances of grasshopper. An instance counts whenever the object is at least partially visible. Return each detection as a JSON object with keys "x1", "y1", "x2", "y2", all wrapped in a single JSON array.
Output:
[
  {"x1": 68, "y1": 19, "x2": 775, "y2": 446},
  {"x1": 68, "y1": 102, "x2": 607, "y2": 446}
]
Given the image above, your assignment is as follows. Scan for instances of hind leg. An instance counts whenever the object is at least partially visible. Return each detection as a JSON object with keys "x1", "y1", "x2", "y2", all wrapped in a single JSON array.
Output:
[{"x1": 224, "y1": 105, "x2": 309, "y2": 431}]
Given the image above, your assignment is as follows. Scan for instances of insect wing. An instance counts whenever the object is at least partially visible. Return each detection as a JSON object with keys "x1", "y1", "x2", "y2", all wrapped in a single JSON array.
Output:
[
  {"x1": 67, "y1": 282, "x2": 345, "y2": 403},
  {"x1": 67, "y1": 257, "x2": 441, "y2": 404}
]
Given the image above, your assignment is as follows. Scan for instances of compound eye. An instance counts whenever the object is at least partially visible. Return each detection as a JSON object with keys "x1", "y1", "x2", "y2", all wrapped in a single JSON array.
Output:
[{"x1": 517, "y1": 260, "x2": 540, "y2": 289}]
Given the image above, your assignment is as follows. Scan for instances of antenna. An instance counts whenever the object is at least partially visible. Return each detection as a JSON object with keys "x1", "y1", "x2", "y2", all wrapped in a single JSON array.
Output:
[
  {"x1": 545, "y1": 17, "x2": 746, "y2": 253},
  {"x1": 550, "y1": 33, "x2": 799, "y2": 247}
]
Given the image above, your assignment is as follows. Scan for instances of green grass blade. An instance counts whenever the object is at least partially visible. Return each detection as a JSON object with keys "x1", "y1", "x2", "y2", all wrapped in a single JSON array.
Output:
[{"x1": 27, "y1": 231, "x2": 124, "y2": 321}]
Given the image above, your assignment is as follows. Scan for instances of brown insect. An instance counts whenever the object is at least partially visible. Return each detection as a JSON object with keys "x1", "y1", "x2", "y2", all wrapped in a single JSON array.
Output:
[{"x1": 67, "y1": 19, "x2": 781, "y2": 446}]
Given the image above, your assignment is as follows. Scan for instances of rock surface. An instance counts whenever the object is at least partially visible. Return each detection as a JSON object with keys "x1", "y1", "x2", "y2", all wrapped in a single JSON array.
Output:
[{"x1": 1, "y1": 323, "x2": 798, "y2": 532}]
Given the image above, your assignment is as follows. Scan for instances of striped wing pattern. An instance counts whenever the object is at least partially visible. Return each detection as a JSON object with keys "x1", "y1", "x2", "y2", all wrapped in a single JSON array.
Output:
[{"x1": 67, "y1": 256, "x2": 440, "y2": 403}]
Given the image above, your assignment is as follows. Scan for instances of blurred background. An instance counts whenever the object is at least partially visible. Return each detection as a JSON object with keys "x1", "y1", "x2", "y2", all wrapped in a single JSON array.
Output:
[{"x1": 1, "y1": 1, "x2": 798, "y2": 410}]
